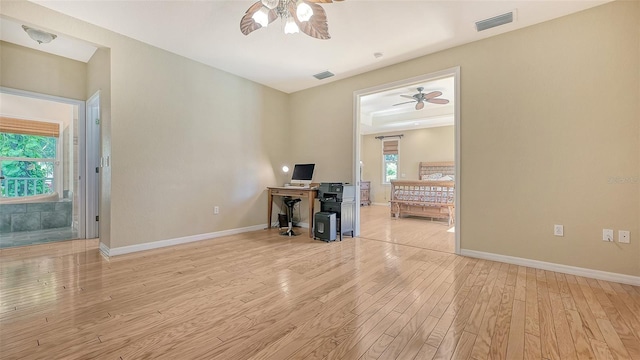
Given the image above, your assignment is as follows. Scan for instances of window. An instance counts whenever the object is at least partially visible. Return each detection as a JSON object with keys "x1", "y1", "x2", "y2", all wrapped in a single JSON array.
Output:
[
  {"x1": 382, "y1": 139, "x2": 398, "y2": 184},
  {"x1": 0, "y1": 118, "x2": 59, "y2": 198}
]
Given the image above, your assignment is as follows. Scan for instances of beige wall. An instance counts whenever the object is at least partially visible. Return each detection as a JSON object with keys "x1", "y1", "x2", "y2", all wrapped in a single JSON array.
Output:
[
  {"x1": 362, "y1": 126, "x2": 454, "y2": 204},
  {"x1": 1, "y1": 2, "x2": 291, "y2": 249},
  {"x1": 290, "y1": 1, "x2": 640, "y2": 276},
  {"x1": 0, "y1": 40, "x2": 86, "y2": 100}
]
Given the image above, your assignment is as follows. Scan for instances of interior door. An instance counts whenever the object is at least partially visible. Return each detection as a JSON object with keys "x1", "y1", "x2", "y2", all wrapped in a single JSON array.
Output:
[{"x1": 86, "y1": 92, "x2": 100, "y2": 238}]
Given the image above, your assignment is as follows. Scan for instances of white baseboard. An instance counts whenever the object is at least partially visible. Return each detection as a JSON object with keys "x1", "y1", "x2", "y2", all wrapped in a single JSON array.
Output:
[
  {"x1": 99, "y1": 242, "x2": 110, "y2": 258},
  {"x1": 103, "y1": 224, "x2": 267, "y2": 257},
  {"x1": 372, "y1": 203, "x2": 390, "y2": 207},
  {"x1": 460, "y1": 249, "x2": 640, "y2": 286}
]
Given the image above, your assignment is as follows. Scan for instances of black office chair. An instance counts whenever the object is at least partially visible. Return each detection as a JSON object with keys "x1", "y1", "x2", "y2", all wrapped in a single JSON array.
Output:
[{"x1": 281, "y1": 197, "x2": 301, "y2": 236}]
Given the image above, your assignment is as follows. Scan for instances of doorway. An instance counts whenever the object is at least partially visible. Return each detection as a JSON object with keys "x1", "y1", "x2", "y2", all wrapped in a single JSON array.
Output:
[
  {"x1": 0, "y1": 87, "x2": 98, "y2": 247},
  {"x1": 353, "y1": 67, "x2": 460, "y2": 254}
]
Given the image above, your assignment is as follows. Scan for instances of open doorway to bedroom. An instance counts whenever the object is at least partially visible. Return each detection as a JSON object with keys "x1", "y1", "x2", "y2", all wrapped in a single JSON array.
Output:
[{"x1": 353, "y1": 68, "x2": 460, "y2": 254}]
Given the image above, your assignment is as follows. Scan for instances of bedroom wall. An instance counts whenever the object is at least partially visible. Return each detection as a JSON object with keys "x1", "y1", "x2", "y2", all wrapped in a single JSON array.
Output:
[
  {"x1": 361, "y1": 126, "x2": 454, "y2": 204},
  {"x1": 290, "y1": 1, "x2": 640, "y2": 276},
  {"x1": 1, "y1": 2, "x2": 291, "y2": 250}
]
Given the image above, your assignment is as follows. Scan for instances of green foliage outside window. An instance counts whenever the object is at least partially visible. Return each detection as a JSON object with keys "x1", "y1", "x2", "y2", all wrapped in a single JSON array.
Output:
[
  {"x1": 1, "y1": 133, "x2": 56, "y2": 197},
  {"x1": 384, "y1": 154, "x2": 398, "y2": 183}
]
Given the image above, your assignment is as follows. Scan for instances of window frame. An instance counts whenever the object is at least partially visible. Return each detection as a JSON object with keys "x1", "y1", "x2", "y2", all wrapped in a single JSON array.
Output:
[{"x1": 381, "y1": 139, "x2": 399, "y2": 185}]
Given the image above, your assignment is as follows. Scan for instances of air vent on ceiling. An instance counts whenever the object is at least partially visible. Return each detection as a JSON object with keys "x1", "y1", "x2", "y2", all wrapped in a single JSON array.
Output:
[
  {"x1": 313, "y1": 71, "x2": 334, "y2": 80},
  {"x1": 475, "y1": 11, "x2": 514, "y2": 32}
]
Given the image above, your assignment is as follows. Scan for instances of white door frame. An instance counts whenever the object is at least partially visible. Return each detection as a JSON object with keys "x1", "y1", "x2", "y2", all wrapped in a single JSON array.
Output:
[
  {"x1": 0, "y1": 86, "x2": 89, "y2": 239},
  {"x1": 86, "y1": 91, "x2": 100, "y2": 239},
  {"x1": 352, "y1": 66, "x2": 461, "y2": 254}
]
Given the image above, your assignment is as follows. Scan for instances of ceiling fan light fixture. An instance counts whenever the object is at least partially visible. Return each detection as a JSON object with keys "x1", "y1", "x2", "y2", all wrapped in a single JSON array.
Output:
[
  {"x1": 296, "y1": 1, "x2": 313, "y2": 22},
  {"x1": 252, "y1": 7, "x2": 270, "y2": 27},
  {"x1": 284, "y1": 16, "x2": 300, "y2": 34},
  {"x1": 241, "y1": 0, "x2": 342, "y2": 39},
  {"x1": 22, "y1": 25, "x2": 57, "y2": 44}
]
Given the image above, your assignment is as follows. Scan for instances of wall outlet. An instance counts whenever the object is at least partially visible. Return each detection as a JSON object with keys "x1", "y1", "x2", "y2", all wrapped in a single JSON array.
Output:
[
  {"x1": 619, "y1": 230, "x2": 630, "y2": 244},
  {"x1": 603, "y1": 229, "x2": 614, "y2": 242},
  {"x1": 554, "y1": 225, "x2": 564, "y2": 237},
  {"x1": 214, "y1": 206, "x2": 219, "y2": 215}
]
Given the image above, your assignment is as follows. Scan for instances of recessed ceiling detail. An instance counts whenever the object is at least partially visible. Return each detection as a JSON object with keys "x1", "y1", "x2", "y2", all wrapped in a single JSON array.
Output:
[{"x1": 360, "y1": 77, "x2": 455, "y2": 134}]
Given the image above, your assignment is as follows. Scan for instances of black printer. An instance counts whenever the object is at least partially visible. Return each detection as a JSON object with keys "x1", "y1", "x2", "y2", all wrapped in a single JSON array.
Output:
[{"x1": 318, "y1": 182, "x2": 355, "y2": 202}]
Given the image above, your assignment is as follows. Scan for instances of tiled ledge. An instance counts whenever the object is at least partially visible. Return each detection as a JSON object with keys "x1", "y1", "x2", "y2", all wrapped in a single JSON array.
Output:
[{"x1": 0, "y1": 200, "x2": 72, "y2": 233}]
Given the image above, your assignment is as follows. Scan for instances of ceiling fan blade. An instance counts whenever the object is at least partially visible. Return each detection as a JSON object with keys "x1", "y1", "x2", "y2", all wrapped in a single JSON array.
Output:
[
  {"x1": 400, "y1": 95, "x2": 416, "y2": 100},
  {"x1": 290, "y1": 1, "x2": 331, "y2": 39},
  {"x1": 424, "y1": 91, "x2": 443, "y2": 100},
  {"x1": 415, "y1": 101, "x2": 425, "y2": 110},
  {"x1": 427, "y1": 98, "x2": 450, "y2": 105},
  {"x1": 240, "y1": 1, "x2": 278, "y2": 35},
  {"x1": 393, "y1": 101, "x2": 416, "y2": 106}
]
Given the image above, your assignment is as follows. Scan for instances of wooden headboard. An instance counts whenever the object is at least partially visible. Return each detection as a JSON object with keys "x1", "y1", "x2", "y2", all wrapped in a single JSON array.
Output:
[{"x1": 418, "y1": 161, "x2": 455, "y2": 179}]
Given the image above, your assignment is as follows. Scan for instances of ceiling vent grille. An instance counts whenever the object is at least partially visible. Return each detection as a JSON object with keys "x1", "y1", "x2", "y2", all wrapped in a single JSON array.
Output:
[
  {"x1": 313, "y1": 71, "x2": 334, "y2": 80},
  {"x1": 475, "y1": 12, "x2": 514, "y2": 32}
]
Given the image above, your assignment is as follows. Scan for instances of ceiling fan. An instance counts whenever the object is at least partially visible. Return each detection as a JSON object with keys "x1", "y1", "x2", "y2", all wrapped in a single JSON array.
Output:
[
  {"x1": 240, "y1": 0, "x2": 345, "y2": 39},
  {"x1": 393, "y1": 87, "x2": 449, "y2": 110}
]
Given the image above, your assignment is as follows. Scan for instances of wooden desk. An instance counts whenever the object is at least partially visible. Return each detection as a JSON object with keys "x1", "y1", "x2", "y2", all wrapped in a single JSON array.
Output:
[{"x1": 267, "y1": 187, "x2": 318, "y2": 238}]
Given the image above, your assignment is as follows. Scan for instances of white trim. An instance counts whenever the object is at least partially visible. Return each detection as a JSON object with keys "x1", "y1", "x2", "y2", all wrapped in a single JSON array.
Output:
[
  {"x1": 352, "y1": 66, "x2": 461, "y2": 255},
  {"x1": 461, "y1": 249, "x2": 640, "y2": 286},
  {"x1": 99, "y1": 241, "x2": 110, "y2": 258},
  {"x1": 453, "y1": 66, "x2": 461, "y2": 255},
  {"x1": 371, "y1": 202, "x2": 390, "y2": 207},
  {"x1": 107, "y1": 224, "x2": 267, "y2": 256}
]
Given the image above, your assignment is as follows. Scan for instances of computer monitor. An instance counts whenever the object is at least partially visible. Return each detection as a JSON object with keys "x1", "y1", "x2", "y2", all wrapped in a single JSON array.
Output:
[{"x1": 291, "y1": 164, "x2": 315, "y2": 186}]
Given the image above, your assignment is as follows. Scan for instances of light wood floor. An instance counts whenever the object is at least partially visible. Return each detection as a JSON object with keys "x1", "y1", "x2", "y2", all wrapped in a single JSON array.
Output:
[
  {"x1": 1, "y1": 229, "x2": 640, "y2": 359},
  {"x1": 359, "y1": 205, "x2": 455, "y2": 253}
]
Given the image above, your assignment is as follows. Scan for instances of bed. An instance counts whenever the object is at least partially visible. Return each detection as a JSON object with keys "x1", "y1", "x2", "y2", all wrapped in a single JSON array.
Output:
[{"x1": 389, "y1": 161, "x2": 455, "y2": 225}]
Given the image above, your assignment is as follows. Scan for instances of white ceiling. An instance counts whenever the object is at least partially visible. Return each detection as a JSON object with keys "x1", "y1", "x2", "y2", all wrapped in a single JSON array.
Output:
[
  {"x1": 25, "y1": 0, "x2": 609, "y2": 94},
  {"x1": 0, "y1": 17, "x2": 97, "y2": 63},
  {"x1": 2, "y1": 1, "x2": 608, "y2": 134}
]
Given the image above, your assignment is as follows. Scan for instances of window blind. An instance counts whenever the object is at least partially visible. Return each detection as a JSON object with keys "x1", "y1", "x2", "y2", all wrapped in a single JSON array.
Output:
[
  {"x1": 0, "y1": 117, "x2": 59, "y2": 137},
  {"x1": 383, "y1": 140, "x2": 398, "y2": 155}
]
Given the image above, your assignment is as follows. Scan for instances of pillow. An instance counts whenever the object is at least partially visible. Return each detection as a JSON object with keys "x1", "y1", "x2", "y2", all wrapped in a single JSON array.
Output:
[
  {"x1": 426, "y1": 173, "x2": 443, "y2": 180},
  {"x1": 439, "y1": 175, "x2": 454, "y2": 181}
]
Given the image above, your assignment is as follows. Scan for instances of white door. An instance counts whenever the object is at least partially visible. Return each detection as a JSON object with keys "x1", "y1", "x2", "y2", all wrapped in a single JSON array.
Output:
[{"x1": 86, "y1": 92, "x2": 100, "y2": 238}]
